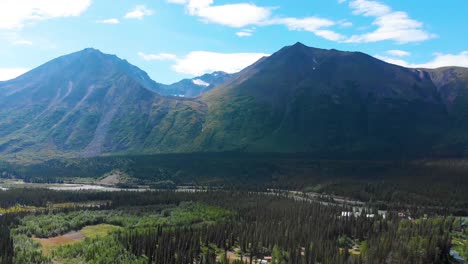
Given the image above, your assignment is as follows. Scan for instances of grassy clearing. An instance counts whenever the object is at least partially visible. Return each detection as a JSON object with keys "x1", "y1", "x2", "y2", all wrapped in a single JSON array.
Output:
[
  {"x1": 80, "y1": 224, "x2": 122, "y2": 239},
  {"x1": 33, "y1": 232, "x2": 84, "y2": 255},
  {"x1": 33, "y1": 224, "x2": 121, "y2": 255}
]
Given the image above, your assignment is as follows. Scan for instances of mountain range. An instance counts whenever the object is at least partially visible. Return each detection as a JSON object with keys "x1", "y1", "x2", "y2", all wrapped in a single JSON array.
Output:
[
  {"x1": 158, "y1": 71, "x2": 232, "y2": 97},
  {"x1": 1, "y1": 42, "x2": 468, "y2": 161}
]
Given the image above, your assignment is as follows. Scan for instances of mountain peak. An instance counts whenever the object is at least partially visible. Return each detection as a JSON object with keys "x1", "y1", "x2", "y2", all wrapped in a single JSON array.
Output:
[
  {"x1": 81, "y1": 47, "x2": 102, "y2": 53},
  {"x1": 285, "y1": 42, "x2": 310, "y2": 52},
  {"x1": 292, "y1": 41, "x2": 306, "y2": 47},
  {"x1": 1, "y1": 47, "x2": 162, "y2": 97},
  {"x1": 70, "y1": 47, "x2": 117, "y2": 61},
  {"x1": 284, "y1": 42, "x2": 335, "y2": 54}
]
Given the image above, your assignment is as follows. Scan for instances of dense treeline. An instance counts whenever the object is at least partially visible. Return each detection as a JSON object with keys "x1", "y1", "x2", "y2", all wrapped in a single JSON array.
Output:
[
  {"x1": 117, "y1": 195, "x2": 454, "y2": 264},
  {"x1": 0, "y1": 187, "x2": 462, "y2": 219},
  {"x1": 2, "y1": 154, "x2": 468, "y2": 210},
  {"x1": 0, "y1": 217, "x2": 14, "y2": 264}
]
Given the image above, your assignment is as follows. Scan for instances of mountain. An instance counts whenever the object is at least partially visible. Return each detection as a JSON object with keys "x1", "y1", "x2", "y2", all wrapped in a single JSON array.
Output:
[
  {"x1": 1, "y1": 43, "x2": 468, "y2": 161},
  {"x1": 196, "y1": 43, "x2": 467, "y2": 158},
  {"x1": 0, "y1": 48, "x2": 205, "y2": 160},
  {"x1": 158, "y1": 72, "x2": 232, "y2": 97}
]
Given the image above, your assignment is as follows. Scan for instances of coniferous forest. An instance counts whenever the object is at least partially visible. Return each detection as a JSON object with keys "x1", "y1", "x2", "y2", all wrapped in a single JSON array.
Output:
[{"x1": 0, "y1": 189, "x2": 464, "y2": 264}]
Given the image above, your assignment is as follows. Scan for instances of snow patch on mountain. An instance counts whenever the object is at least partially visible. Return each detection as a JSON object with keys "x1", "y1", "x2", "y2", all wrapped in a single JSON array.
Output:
[{"x1": 192, "y1": 79, "x2": 210, "y2": 86}]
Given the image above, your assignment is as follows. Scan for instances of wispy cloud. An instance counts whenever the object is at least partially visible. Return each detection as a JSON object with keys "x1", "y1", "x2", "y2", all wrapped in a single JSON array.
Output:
[
  {"x1": 0, "y1": 0, "x2": 91, "y2": 29},
  {"x1": 343, "y1": 0, "x2": 434, "y2": 43},
  {"x1": 138, "y1": 52, "x2": 178, "y2": 61},
  {"x1": 273, "y1": 17, "x2": 346, "y2": 41},
  {"x1": 0, "y1": 68, "x2": 29, "y2": 81},
  {"x1": 97, "y1": 18, "x2": 120, "y2": 24},
  {"x1": 386, "y1": 50, "x2": 410, "y2": 57},
  {"x1": 236, "y1": 29, "x2": 254, "y2": 37},
  {"x1": 124, "y1": 5, "x2": 154, "y2": 20},
  {"x1": 376, "y1": 51, "x2": 468, "y2": 69},
  {"x1": 349, "y1": 0, "x2": 390, "y2": 16}
]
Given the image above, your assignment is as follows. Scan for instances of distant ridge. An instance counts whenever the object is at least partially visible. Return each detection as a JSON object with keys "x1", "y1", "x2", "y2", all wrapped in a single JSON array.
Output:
[{"x1": 158, "y1": 71, "x2": 232, "y2": 97}]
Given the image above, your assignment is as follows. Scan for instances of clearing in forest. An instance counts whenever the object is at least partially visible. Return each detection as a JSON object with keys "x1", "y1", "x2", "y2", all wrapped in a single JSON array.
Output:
[
  {"x1": 33, "y1": 231, "x2": 84, "y2": 255},
  {"x1": 33, "y1": 224, "x2": 121, "y2": 255}
]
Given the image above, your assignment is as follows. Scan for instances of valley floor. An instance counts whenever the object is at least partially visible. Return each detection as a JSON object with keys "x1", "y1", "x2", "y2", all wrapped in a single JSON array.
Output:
[{"x1": 0, "y1": 189, "x2": 465, "y2": 263}]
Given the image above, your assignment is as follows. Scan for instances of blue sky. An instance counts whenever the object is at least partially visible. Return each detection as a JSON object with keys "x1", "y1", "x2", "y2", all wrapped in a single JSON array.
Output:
[{"x1": 0, "y1": 0, "x2": 467, "y2": 83}]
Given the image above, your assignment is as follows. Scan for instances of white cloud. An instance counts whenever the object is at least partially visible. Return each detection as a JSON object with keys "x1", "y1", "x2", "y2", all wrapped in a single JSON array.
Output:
[
  {"x1": 124, "y1": 5, "x2": 154, "y2": 20},
  {"x1": 275, "y1": 17, "x2": 346, "y2": 41},
  {"x1": 315, "y1": 30, "x2": 346, "y2": 41},
  {"x1": 139, "y1": 49, "x2": 268, "y2": 75},
  {"x1": 0, "y1": 0, "x2": 91, "y2": 29},
  {"x1": 0, "y1": 68, "x2": 29, "y2": 81},
  {"x1": 374, "y1": 55, "x2": 413, "y2": 67},
  {"x1": 376, "y1": 51, "x2": 468, "y2": 69},
  {"x1": 236, "y1": 31, "x2": 252, "y2": 37},
  {"x1": 97, "y1": 18, "x2": 120, "y2": 24},
  {"x1": 191, "y1": 3, "x2": 271, "y2": 28},
  {"x1": 277, "y1": 17, "x2": 334, "y2": 32},
  {"x1": 168, "y1": 0, "x2": 343, "y2": 42},
  {"x1": 345, "y1": 0, "x2": 433, "y2": 43},
  {"x1": 414, "y1": 52, "x2": 468, "y2": 69},
  {"x1": 236, "y1": 29, "x2": 254, "y2": 37},
  {"x1": 138, "y1": 52, "x2": 178, "y2": 61},
  {"x1": 386, "y1": 49, "x2": 410, "y2": 57},
  {"x1": 172, "y1": 51, "x2": 269, "y2": 76}
]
